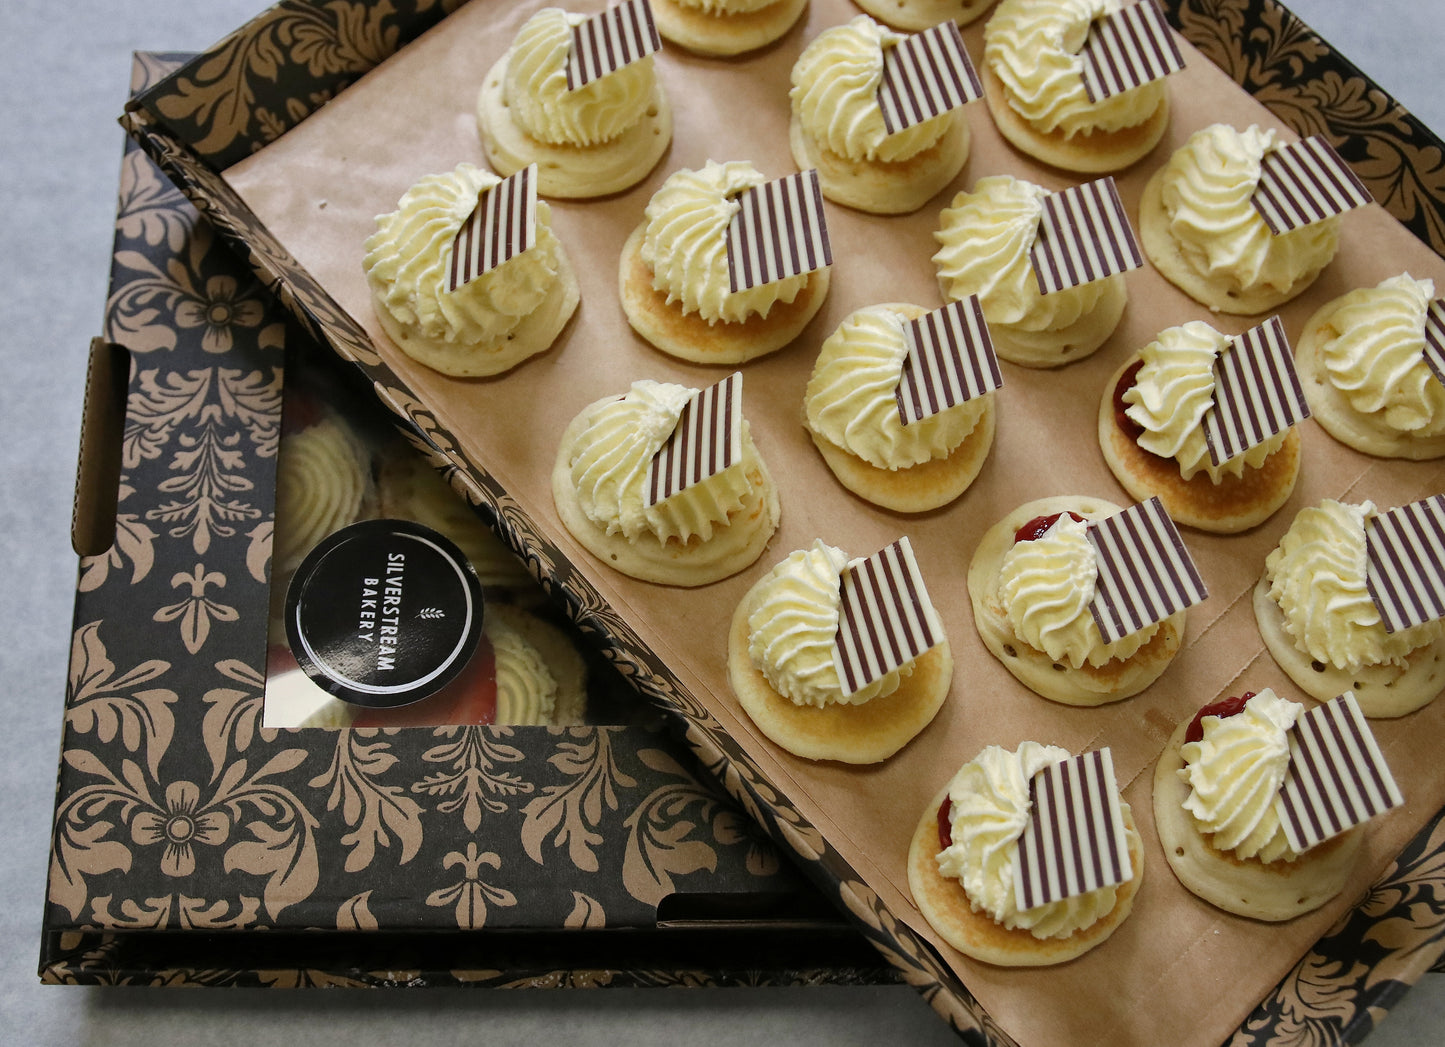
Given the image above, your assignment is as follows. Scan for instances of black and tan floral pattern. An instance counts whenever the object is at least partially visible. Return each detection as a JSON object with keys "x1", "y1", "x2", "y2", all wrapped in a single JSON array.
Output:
[
  {"x1": 79, "y1": 5, "x2": 1445, "y2": 1040},
  {"x1": 47, "y1": 55, "x2": 836, "y2": 989}
]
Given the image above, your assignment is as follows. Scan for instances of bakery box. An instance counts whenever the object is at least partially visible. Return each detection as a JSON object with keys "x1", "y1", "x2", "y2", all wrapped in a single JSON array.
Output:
[
  {"x1": 104, "y1": 1, "x2": 1445, "y2": 1043},
  {"x1": 41, "y1": 48, "x2": 898, "y2": 991}
]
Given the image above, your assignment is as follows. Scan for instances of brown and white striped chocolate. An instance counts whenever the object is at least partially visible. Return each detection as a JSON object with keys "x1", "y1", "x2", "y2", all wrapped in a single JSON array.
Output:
[
  {"x1": 1364, "y1": 495, "x2": 1445, "y2": 634},
  {"x1": 566, "y1": 0, "x2": 661, "y2": 92},
  {"x1": 1013, "y1": 749, "x2": 1132, "y2": 911},
  {"x1": 877, "y1": 20, "x2": 983, "y2": 137},
  {"x1": 447, "y1": 165, "x2": 537, "y2": 294},
  {"x1": 643, "y1": 372, "x2": 743, "y2": 508},
  {"x1": 1422, "y1": 298, "x2": 1445, "y2": 389},
  {"x1": 1251, "y1": 136, "x2": 1372, "y2": 235},
  {"x1": 725, "y1": 170, "x2": 832, "y2": 294},
  {"x1": 894, "y1": 297, "x2": 1001, "y2": 426},
  {"x1": 831, "y1": 537, "x2": 942, "y2": 698},
  {"x1": 1079, "y1": 0, "x2": 1185, "y2": 103},
  {"x1": 1202, "y1": 316, "x2": 1310, "y2": 466},
  {"x1": 1086, "y1": 497, "x2": 1208, "y2": 645},
  {"x1": 1275, "y1": 692, "x2": 1403, "y2": 854},
  {"x1": 1029, "y1": 178, "x2": 1143, "y2": 297}
]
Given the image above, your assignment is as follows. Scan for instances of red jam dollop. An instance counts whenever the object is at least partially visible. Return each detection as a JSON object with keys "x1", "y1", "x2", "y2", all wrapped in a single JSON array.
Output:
[
  {"x1": 1183, "y1": 691, "x2": 1255, "y2": 745},
  {"x1": 937, "y1": 796, "x2": 953, "y2": 850},
  {"x1": 1111, "y1": 359, "x2": 1146, "y2": 442},
  {"x1": 1013, "y1": 511, "x2": 1086, "y2": 544}
]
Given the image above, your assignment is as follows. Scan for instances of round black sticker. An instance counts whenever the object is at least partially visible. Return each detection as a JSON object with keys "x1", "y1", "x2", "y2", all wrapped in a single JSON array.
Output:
[{"x1": 284, "y1": 519, "x2": 484, "y2": 709}]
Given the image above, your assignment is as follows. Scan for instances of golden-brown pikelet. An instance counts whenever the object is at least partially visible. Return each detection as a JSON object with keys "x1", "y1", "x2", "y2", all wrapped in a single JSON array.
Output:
[{"x1": 651, "y1": 0, "x2": 808, "y2": 57}]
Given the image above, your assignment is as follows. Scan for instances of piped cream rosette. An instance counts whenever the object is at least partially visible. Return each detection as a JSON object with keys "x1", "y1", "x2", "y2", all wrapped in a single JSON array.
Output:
[
  {"x1": 619, "y1": 160, "x2": 831, "y2": 363},
  {"x1": 727, "y1": 539, "x2": 953, "y2": 763},
  {"x1": 787, "y1": 15, "x2": 971, "y2": 215},
  {"x1": 907, "y1": 742, "x2": 1143, "y2": 966},
  {"x1": 651, "y1": 0, "x2": 809, "y2": 57},
  {"x1": 1254, "y1": 499, "x2": 1445, "y2": 717},
  {"x1": 1153, "y1": 689, "x2": 1364, "y2": 920},
  {"x1": 552, "y1": 378, "x2": 780, "y2": 585},
  {"x1": 1141, "y1": 123, "x2": 1341, "y2": 314},
  {"x1": 272, "y1": 410, "x2": 376, "y2": 581},
  {"x1": 1295, "y1": 273, "x2": 1445, "y2": 459},
  {"x1": 933, "y1": 175, "x2": 1127, "y2": 366},
  {"x1": 981, "y1": 0, "x2": 1170, "y2": 173},
  {"x1": 476, "y1": 6, "x2": 672, "y2": 198},
  {"x1": 853, "y1": 0, "x2": 995, "y2": 33},
  {"x1": 967, "y1": 495, "x2": 1185, "y2": 704},
  {"x1": 363, "y1": 163, "x2": 579, "y2": 377},
  {"x1": 1099, "y1": 320, "x2": 1301, "y2": 533},
  {"x1": 804, "y1": 303, "x2": 996, "y2": 512}
]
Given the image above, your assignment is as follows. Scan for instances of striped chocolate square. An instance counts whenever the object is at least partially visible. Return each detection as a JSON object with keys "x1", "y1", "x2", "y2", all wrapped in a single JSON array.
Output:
[
  {"x1": 1087, "y1": 497, "x2": 1208, "y2": 645},
  {"x1": 1013, "y1": 749, "x2": 1132, "y2": 911},
  {"x1": 1365, "y1": 495, "x2": 1445, "y2": 634},
  {"x1": 1202, "y1": 316, "x2": 1310, "y2": 466},
  {"x1": 725, "y1": 170, "x2": 832, "y2": 294},
  {"x1": 877, "y1": 20, "x2": 983, "y2": 136},
  {"x1": 831, "y1": 537, "x2": 942, "y2": 698},
  {"x1": 643, "y1": 372, "x2": 743, "y2": 508},
  {"x1": 566, "y1": 0, "x2": 662, "y2": 92},
  {"x1": 447, "y1": 165, "x2": 537, "y2": 293},
  {"x1": 1029, "y1": 177, "x2": 1143, "y2": 297},
  {"x1": 1275, "y1": 692, "x2": 1403, "y2": 854},
  {"x1": 894, "y1": 297, "x2": 1001, "y2": 426},
  {"x1": 1251, "y1": 136, "x2": 1372, "y2": 235},
  {"x1": 1422, "y1": 298, "x2": 1445, "y2": 389},
  {"x1": 1079, "y1": 0, "x2": 1185, "y2": 103}
]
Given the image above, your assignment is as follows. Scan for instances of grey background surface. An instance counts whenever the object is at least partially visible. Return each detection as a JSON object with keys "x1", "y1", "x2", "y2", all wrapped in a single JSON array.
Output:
[{"x1": 2, "y1": 0, "x2": 1442, "y2": 1043}]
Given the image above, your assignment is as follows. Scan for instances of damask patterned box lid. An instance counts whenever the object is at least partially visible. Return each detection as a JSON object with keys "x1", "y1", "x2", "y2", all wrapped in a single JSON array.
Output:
[
  {"x1": 40, "y1": 51, "x2": 896, "y2": 990},
  {"x1": 105, "y1": 3, "x2": 1445, "y2": 1043}
]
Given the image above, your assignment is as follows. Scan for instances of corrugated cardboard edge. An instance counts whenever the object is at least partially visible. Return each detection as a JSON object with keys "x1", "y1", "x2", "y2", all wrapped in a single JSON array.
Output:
[{"x1": 113, "y1": 1, "x2": 1445, "y2": 1042}]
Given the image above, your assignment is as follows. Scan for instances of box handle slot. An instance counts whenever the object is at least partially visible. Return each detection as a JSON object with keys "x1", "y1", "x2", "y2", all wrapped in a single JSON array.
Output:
[{"x1": 71, "y1": 338, "x2": 131, "y2": 558}]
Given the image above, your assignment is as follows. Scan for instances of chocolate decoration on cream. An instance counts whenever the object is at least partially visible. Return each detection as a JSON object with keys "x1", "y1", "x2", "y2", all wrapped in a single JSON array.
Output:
[
  {"x1": 446, "y1": 164, "x2": 537, "y2": 293},
  {"x1": 1202, "y1": 316, "x2": 1310, "y2": 466},
  {"x1": 1251, "y1": 136, "x2": 1372, "y2": 235},
  {"x1": 1086, "y1": 497, "x2": 1207, "y2": 645},
  {"x1": 877, "y1": 20, "x2": 982, "y2": 137},
  {"x1": 1079, "y1": 0, "x2": 1185, "y2": 104},
  {"x1": 1365, "y1": 495, "x2": 1445, "y2": 634},
  {"x1": 725, "y1": 170, "x2": 832, "y2": 294},
  {"x1": 832, "y1": 537, "x2": 942, "y2": 698},
  {"x1": 566, "y1": 0, "x2": 662, "y2": 92},
  {"x1": 1013, "y1": 749, "x2": 1132, "y2": 910},
  {"x1": 894, "y1": 297, "x2": 1001, "y2": 426},
  {"x1": 1275, "y1": 692, "x2": 1403, "y2": 853},
  {"x1": 1029, "y1": 177, "x2": 1142, "y2": 297},
  {"x1": 644, "y1": 372, "x2": 743, "y2": 508}
]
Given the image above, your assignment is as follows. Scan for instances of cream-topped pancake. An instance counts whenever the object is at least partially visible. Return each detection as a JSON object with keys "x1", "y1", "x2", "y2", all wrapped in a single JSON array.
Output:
[
  {"x1": 804, "y1": 303, "x2": 995, "y2": 512},
  {"x1": 651, "y1": 0, "x2": 808, "y2": 56},
  {"x1": 619, "y1": 160, "x2": 831, "y2": 362},
  {"x1": 982, "y1": 0, "x2": 1171, "y2": 173},
  {"x1": 1141, "y1": 123, "x2": 1341, "y2": 314},
  {"x1": 552, "y1": 378, "x2": 780, "y2": 585},
  {"x1": 363, "y1": 163, "x2": 579, "y2": 376},
  {"x1": 1295, "y1": 273, "x2": 1445, "y2": 459},
  {"x1": 476, "y1": 6, "x2": 672, "y2": 198},
  {"x1": 933, "y1": 175, "x2": 1127, "y2": 366},
  {"x1": 788, "y1": 15, "x2": 970, "y2": 214},
  {"x1": 1154, "y1": 690, "x2": 1365, "y2": 920},
  {"x1": 727, "y1": 539, "x2": 953, "y2": 762},
  {"x1": 1098, "y1": 320, "x2": 1301, "y2": 533},
  {"x1": 907, "y1": 741, "x2": 1142, "y2": 965}
]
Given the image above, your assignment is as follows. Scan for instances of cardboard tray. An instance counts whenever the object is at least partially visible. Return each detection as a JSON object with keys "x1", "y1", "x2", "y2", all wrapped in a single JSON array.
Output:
[
  {"x1": 41, "y1": 48, "x2": 898, "y2": 992},
  {"x1": 103, "y1": 2, "x2": 1445, "y2": 1042}
]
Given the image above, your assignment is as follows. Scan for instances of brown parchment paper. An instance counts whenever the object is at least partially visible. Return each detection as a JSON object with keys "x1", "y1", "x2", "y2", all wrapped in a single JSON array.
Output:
[{"x1": 223, "y1": 1, "x2": 1445, "y2": 1043}]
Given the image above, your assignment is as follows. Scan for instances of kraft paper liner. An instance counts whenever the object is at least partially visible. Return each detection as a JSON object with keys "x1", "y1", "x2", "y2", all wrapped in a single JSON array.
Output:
[{"x1": 198, "y1": 0, "x2": 1445, "y2": 1043}]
